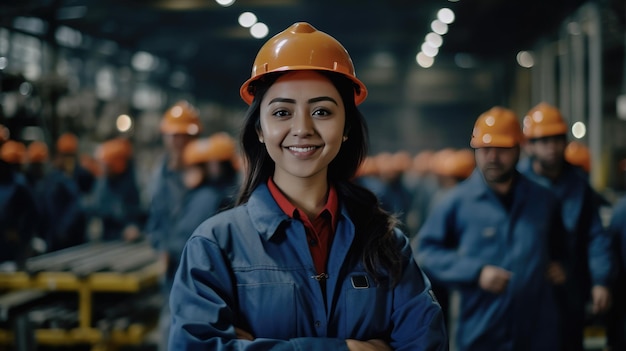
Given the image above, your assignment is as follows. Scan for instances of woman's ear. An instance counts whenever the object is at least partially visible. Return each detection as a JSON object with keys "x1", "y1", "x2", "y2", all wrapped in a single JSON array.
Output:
[{"x1": 256, "y1": 128, "x2": 264, "y2": 143}]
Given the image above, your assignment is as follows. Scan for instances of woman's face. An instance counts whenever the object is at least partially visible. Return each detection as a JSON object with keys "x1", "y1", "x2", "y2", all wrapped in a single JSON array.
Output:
[{"x1": 258, "y1": 71, "x2": 346, "y2": 185}]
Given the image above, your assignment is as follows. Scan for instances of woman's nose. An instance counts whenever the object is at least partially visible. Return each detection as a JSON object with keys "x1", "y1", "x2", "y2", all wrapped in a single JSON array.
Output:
[{"x1": 291, "y1": 111, "x2": 314, "y2": 137}]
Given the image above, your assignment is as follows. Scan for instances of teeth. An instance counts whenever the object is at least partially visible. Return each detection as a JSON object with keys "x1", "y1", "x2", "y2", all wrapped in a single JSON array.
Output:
[{"x1": 289, "y1": 146, "x2": 316, "y2": 153}]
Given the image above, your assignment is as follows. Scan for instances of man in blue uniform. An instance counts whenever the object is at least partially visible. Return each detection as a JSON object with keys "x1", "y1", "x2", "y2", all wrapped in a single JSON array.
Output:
[
  {"x1": 416, "y1": 106, "x2": 567, "y2": 351},
  {"x1": 518, "y1": 102, "x2": 613, "y2": 351},
  {"x1": 144, "y1": 100, "x2": 202, "y2": 351}
]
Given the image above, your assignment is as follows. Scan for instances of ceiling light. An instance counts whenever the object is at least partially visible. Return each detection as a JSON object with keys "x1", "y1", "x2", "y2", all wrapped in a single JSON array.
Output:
[
  {"x1": 215, "y1": 0, "x2": 235, "y2": 7},
  {"x1": 238, "y1": 12, "x2": 257, "y2": 28},
  {"x1": 571, "y1": 122, "x2": 586, "y2": 139},
  {"x1": 416, "y1": 52, "x2": 434, "y2": 68},
  {"x1": 425, "y1": 32, "x2": 443, "y2": 48},
  {"x1": 421, "y1": 42, "x2": 439, "y2": 57},
  {"x1": 431, "y1": 20, "x2": 448, "y2": 35},
  {"x1": 437, "y1": 8, "x2": 455, "y2": 24},
  {"x1": 250, "y1": 22, "x2": 269, "y2": 39},
  {"x1": 116, "y1": 114, "x2": 133, "y2": 133},
  {"x1": 516, "y1": 51, "x2": 534, "y2": 68}
]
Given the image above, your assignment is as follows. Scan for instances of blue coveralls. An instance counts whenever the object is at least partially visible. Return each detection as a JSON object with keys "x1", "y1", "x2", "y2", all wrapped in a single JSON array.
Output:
[
  {"x1": 159, "y1": 182, "x2": 233, "y2": 351},
  {"x1": 144, "y1": 156, "x2": 187, "y2": 252},
  {"x1": 606, "y1": 196, "x2": 626, "y2": 350},
  {"x1": 416, "y1": 170, "x2": 565, "y2": 351},
  {"x1": 169, "y1": 183, "x2": 448, "y2": 351},
  {"x1": 0, "y1": 170, "x2": 38, "y2": 264},
  {"x1": 31, "y1": 168, "x2": 86, "y2": 251},
  {"x1": 88, "y1": 164, "x2": 143, "y2": 241},
  {"x1": 518, "y1": 158, "x2": 613, "y2": 350}
]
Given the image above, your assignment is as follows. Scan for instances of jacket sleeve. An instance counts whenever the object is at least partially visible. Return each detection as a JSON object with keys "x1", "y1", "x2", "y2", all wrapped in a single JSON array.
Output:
[
  {"x1": 585, "y1": 186, "x2": 614, "y2": 286},
  {"x1": 389, "y1": 231, "x2": 449, "y2": 351},
  {"x1": 169, "y1": 234, "x2": 350, "y2": 351},
  {"x1": 415, "y1": 196, "x2": 484, "y2": 286}
]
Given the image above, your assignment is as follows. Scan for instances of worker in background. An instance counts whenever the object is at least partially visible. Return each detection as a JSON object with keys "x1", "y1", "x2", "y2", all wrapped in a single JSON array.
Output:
[
  {"x1": 145, "y1": 101, "x2": 202, "y2": 251},
  {"x1": 54, "y1": 132, "x2": 96, "y2": 195},
  {"x1": 169, "y1": 21, "x2": 447, "y2": 350},
  {"x1": 25, "y1": 140, "x2": 86, "y2": 252},
  {"x1": 158, "y1": 133, "x2": 239, "y2": 350},
  {"x1": 416, "y1": 106, "x2": 567, "y2": 350},
  {"x1": 203, "y1": 132, "x2": 240, "y2": 210},
  {"x1": 420, "y1": 147, "x2": 475, "y2": 330},
  {"x1": 606, "y1": 195, "x2": 626, "y2": 351},
  {"x1": 0, "y1": 140, "x2": 38, "y2": 267},
  {"x1": 353, "y1": 154, "x2": 386, "y2": 200},
  {"x1": 405, "y1": 150, "x2": 438, "y2": 238},
  {"x1": 518, "y1": 102, "x2": 613, "y2": 351},
  {"x1": 375, "y1": 150, "x2": 413, "y2": 232},
  {"x1": 88, "y1": 137, "x2": 143, "y2": 242}
]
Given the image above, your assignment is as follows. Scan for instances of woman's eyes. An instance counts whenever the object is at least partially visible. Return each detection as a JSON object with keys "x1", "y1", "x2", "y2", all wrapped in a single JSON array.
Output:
[{"x1": 271, "y1": 108, "x2": 332, "y2": 118}]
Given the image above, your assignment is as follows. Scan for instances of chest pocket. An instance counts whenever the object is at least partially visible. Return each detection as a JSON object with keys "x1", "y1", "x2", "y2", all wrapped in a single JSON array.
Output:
[
  {"x1": 237, "y1": 281, "x2": 297, "y2": 339},
  {"x1": 458, "y1": 219, "x2": 507, "y2": 264}
]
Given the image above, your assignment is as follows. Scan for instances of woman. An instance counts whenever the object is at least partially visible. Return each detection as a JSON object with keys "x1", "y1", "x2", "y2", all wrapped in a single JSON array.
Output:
[{"x1": 168, "y1": 22, "x2": 447, "y2": 351}]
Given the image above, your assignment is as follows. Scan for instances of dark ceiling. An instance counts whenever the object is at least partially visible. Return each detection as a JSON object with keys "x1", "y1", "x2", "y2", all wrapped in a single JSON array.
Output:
[{"x1": 0, "y1": 0, "x2": 596, "y2": 106}]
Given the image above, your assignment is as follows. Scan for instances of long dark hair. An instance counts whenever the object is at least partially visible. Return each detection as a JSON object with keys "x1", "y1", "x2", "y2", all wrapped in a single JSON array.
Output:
[{"x1": 236, "y1": 70, "x2": 403, "y2": 286}]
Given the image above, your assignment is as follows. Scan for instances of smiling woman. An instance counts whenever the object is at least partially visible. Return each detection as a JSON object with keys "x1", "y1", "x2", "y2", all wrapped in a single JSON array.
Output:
[{"x1": 167, "y1": 22, "x2": 448, "y2": 351}]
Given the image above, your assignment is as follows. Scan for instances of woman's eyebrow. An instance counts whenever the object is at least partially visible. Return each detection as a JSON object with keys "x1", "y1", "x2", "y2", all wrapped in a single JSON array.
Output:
[
  {"x1": 268, "y1": 96, "x2": 338, "y2": 105},
  {"x1": 308, "y1": 96, "x2": 338, "y2": 105}
]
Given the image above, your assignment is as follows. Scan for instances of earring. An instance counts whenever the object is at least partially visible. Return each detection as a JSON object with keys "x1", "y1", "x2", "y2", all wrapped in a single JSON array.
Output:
[{"x1": 342, "y1": 136, "x2": 348, "y2": 142}]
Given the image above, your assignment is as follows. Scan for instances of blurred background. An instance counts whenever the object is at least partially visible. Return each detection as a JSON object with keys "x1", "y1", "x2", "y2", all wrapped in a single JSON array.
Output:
[
  {"x1": 1, "y1": 0, "x2": 625, "y2": 197},
  {"x1": 1, "y1": 1, "x2": 626, "y2": 350}
]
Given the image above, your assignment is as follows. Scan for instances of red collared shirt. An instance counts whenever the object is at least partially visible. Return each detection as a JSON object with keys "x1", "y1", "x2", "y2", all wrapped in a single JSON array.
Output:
[{"x1": 267, "y1": 178, "x2": 338, "y2": 275}]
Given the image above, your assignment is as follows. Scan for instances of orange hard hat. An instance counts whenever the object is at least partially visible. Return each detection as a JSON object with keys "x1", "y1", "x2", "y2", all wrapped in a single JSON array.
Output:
[
  {"x1": 1, "y1": 140, "x2": 26, "y2": 164},
  {"x1": 451, "y1": 149, "x2": 476, "y2": 179},
  {"x1": 160, "y1": 100, "x2": 202, "y2": 136},
  {"x1": 431, "y1": 148, "x2": 456, "y2": 176},
  {"x1": 523, "y1": 102, "x2": 568, "y2": 139},
  {"x1": 0, "y1": 125, "x2": 9, "y2": 143},
  {"x1": 470, "y1": 106, "x2": 524, "y2": 148},
  {"x1": 355, "y1": 155, "x2": 378, "y2": 177},
  {"x1": 95, "y1": 138, "x2": 132, "y2": 175},
  {"x1": 56, "y1": 132, "x2": 79, "y2": 154},
  {"x1": 27, "y1": 141, "x2": 49, "y2": 163},
  {"x1": 412, "y1": 150, "x2": 434, "y2": 174},
  {"x1": 565, "y1": 141, "x2": 590, "y2": 172},
  {"x1": 183, "y1": 133, "x2": 237, "y2": 166},
  {"x1": 240, "y1": 22, "x2": 367, "y2": 106},
  {"x1": 390, "y1": 150, "x2": 412, "y2": 173}
]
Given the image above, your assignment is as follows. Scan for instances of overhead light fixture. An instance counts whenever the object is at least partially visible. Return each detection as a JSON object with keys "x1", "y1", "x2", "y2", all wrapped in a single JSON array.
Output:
[
  {"x1": 238, "y1": 12, "x2": 257, "y2": 28},
  {"x1": 250, "y1": 22, "x2": 269, "y2": 39},
  {"x1": 431, "y1": 20, "x2": 448, "y2": 35},
  {"x1": 437, "y1": 8, "x2": 455, "y2": 25},
  {"x1": 215, "y1": 0, "x2": 235, "y2": 7},
  {"x1": 516, "y1": 51, "x2": 534, "y2": 68},
  {"x1": 416, "y1": 52, "x2": 434, "y2": 68}
]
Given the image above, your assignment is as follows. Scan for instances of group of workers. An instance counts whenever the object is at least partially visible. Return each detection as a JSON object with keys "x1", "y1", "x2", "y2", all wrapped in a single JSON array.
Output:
[{"x1": 1, "y1": 20, "x2": 626, "y2": 351}]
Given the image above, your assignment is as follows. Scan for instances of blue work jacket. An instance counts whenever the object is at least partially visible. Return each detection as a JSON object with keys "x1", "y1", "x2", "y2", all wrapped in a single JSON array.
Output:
[
  {"x1": 609, "y1": 197, "x2": 626, "y2": 277},
  {"x1": 416, "y1": 170, "x2": 564, "y2": 351},
  {"x1": 164, "y1": 184, "x2": 227, "y2": 290},
  {"x1": 169, "y1": 183, "x2": 448, "y2": 351},
  {"x1": 145, "y1": 156, "x2": 187, "y2": 251},
  {"x1": 518, "y1": 158, "x2": 613, "y2": 293},
  {"x1": 0, "y1": 171, "x2": 38, "y2": 263},
  {"x1": 89, "y1": 165, "x2": 143, "y2": 241},
  {"x1": 32, "y1": 169, "x2": 86, "y2": 251}
]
